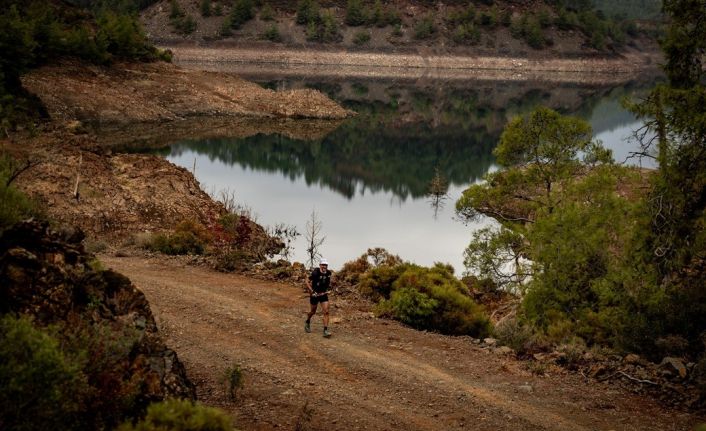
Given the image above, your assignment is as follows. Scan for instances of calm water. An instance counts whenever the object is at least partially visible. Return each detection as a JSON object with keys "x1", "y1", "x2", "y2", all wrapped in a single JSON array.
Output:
[{"x1": 158, "y1": 72, "x2": 658, "y2": 272}]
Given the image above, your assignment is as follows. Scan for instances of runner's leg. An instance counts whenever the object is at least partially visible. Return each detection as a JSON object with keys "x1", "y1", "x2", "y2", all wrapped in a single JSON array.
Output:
[
  {"x1": 321, "y1": 301, "x2": 330, "y2": 328},
  {"x1": 307, "y1": 302, "x2": 317, "y2": 321}
]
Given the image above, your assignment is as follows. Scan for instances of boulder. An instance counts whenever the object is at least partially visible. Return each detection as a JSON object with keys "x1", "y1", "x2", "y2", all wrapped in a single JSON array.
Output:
[
  {"x1": 495, "y1": 346, "x2": 514, "y2": 356},
  {"x1": 659, "y1": 357, "x2": 687, "y2": 379},
  {"x1": 623, "y1": 353, "x2": 643, "y2": 365},
  {"x1": 483, "y1": 337, "x2": 498, "y2": 347}
]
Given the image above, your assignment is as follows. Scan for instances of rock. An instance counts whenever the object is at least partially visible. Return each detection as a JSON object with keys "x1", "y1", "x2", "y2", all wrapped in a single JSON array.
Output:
[
  {"x1": 518, "y1": 384, "x2": 534, "y2": 393},
  {"x1": 589, "y1": 364, "x2": 609, "y2": 379},
  {"x1": 533, "y1": 353, "x2": 548, "y2": 361},
  {"x1": 659, "y1": 357, "x2": 687, "y2": 379},
  {"x1": 472, "y1": 338, "x2": 482, "y2": 345},
  {"x1": 483, "y1": 337, "x2": 498, "y2": 347},
  {"x1": 623, "y1": 354, "x2": 643, "y2": 365},
  {"x1": 495, "y1": 346, "x2": 514, "y2": 356}
]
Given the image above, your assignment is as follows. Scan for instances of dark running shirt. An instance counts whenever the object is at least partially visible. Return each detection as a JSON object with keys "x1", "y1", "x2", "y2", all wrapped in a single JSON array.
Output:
[{"x1": 309, "y1": 268, "x2": 332, "y2": 293}]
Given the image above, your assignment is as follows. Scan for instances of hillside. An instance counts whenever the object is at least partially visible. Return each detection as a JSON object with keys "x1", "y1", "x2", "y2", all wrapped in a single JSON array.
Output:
[{"x1": 140, "y1": 0, "x2": 661, "y2": 59}]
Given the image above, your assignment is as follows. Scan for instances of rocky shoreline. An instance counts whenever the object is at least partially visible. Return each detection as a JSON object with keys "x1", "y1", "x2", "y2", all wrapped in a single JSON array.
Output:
[{"x1": 165, "y1": 44, "x2": 663, "y2": 84}]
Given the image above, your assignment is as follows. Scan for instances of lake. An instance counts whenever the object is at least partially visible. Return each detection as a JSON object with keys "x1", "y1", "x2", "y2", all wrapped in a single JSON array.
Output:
[{"x1": 156, "y1": 69, "x2": 658, "y2": 272}]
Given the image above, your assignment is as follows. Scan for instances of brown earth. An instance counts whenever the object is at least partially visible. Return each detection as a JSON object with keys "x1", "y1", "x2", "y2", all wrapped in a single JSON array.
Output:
[
  {"x1": 20, "y1": 60, "x2": 353, "y2": 126},
  {"x1": 101, "y1": 254, "x2": 705, "y2": 431}
]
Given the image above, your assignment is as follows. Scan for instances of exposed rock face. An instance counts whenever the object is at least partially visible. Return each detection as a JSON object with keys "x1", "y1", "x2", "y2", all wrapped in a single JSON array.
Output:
[{"x1": 0, "y1": 221, "x2": 196, "y2": 403}]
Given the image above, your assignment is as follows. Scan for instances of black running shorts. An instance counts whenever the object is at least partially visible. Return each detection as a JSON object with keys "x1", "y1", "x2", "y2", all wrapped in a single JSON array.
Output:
[{"x1": 310, "y1": 294, "x2": 328, "y2": 305}]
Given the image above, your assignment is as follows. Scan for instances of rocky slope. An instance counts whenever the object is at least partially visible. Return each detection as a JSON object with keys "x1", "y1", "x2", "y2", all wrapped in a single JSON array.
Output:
[
  {"x1": 141, "y1": 0, "x2": 660, "y2": 59},
  {"x1": 0, "y1": 221, "x2": 196, "y2": 409}
]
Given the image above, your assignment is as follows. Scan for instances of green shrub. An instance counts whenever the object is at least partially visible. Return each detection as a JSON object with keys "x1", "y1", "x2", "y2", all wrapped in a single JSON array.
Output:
[
  {"x1": 171, "y1": 13, "x2": 197, "y2": 35},
  {"x1": 213, "y1": 3, "x2": 223, "y2": 16},
  {"x1": 296, "y1": 0, "x2": 319, "y2": 25},
  {"x1": 260, "y1": 3, "x2": 274, "y2": 21},
  {"x1": 148, "y1": 220, "x2": 212, "y2": 255},
  {"x1": 223, "y1": 364, "x2": 244, "y2": 400},
  {"x1": 229, "y1": 0, "x2": 253, "y2": 29},
  {"x1": 0, "y1": 155, "x2": 44, "y2": 232},
  {"x1": 448, "y1": 5, "x2": 475, "y2": 25},
  {"x1": 363, "y1": 263, "x2": 491, "y2": 337},
  {"x1": 0, "y1": 315, "x2": 87, "y2": 431},
  {"x1": 219, "y1": 17, "x2": 233, "y2": 36},
  {"x1": 306, "y1": 10, "x2": 339, "y2": 42},
  {"x1": 369, "y1": 0, "x2": 398, "y2": 27},
  {"x1": 353, "y1": 30, "x2": 370, "y2": 45},
  {"x1": 452, "y1": 23, "x2": 480, "y2": 45},
  {"x1": 523, "y1": 17, "x2": 546, "y2": 49},
  {"x1": 377, "y1": 287, "x2": 438, "y2": 328},
  {"x1": 414, "y1": 15, "x2": 435, "y2": 40},
  {"x1": 119, "y1": 399, "x2": 233, "y2": 431},
  {"x1": 338, "y1": 248, "x2": 402, "y2": 285},
  {"x1": 169, "y1": 0, "x2": 183, "y2": 19},
  {"x1": 345, "y1": 0, "x2": 366, "y2": 26},
  {"x1": 555, "y1": 8, "x2": 578, "y2": 31},
  {"x1": 99, "y1": 12, "x2": 154, "y2": 58},
  {"x1": 494, "y1": 318, "x2": 535, "y2": 354},
  {"x1": 391, "y1": 23, "x2": 402, "y2": 36},
  {"x1": 392, "y1": 264, "x2": 491, "y2": 336},
  {"x1": 200, "y1": 0, "x2": 211, "y2": 17},
  {"x1": 358, "y1": 263, "x2": 408, "y2": 301},
  {"x1": 215, "y1": 250, "x2": 254, "y2": 272},
  {"x1": 262, "y1": 24, "x2": 281, "y2": 41},
  {"x1": 478, "y1": 9, "x2": 497, "y2": 28},
  {"x1": 53, "y1": 319, "x2": 143, "y2": 428}
]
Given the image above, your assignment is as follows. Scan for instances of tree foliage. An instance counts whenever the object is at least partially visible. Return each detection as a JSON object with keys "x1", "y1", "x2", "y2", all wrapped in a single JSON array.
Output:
[
  {"x1": 458, "y1": 0, "x2": 706, "y2": 359},
  {"x1": 622, "y1": 0, "x2": 706, "y2": 355},
  {"x1": 0, "y1": 0, "x2": 168, "y2": 127},
  {"x1": 118, "y1": 399, "x2": 233, "y2": 431}
]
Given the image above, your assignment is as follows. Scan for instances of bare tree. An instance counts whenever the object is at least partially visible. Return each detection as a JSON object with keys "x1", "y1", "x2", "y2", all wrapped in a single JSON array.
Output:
[{"x1": 305, "y1": 209, "x2": 325, "y2": 269}]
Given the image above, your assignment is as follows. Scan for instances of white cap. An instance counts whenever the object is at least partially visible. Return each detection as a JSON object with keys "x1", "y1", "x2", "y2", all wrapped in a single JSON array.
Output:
[{"x1": 319, "y1": 258, "x2": 329, "y2": 266}]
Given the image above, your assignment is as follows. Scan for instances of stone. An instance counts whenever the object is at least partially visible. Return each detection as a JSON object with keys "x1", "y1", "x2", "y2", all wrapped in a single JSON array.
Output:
[
  {"x1": 518, "y1": 384, "x2": 534, "y2": 393},
  {"x1": 623, "y1": 353, "x2": 642, "y2": 365},
  {"x1": 659, "y1": 357, "x2": 687, "y2": 379},
  {"x1": 589, "y1": 364, "x2": 609, "y2": 379},
  {"x1": 495, "y1": 346, "x2": 514, "y2": 356},
  {"x1": 483, "y1": 337, "x2": 498, "y2": 347}
]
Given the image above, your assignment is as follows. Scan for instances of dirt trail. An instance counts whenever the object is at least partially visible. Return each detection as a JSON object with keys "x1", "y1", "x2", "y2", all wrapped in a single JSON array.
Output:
[{"x1": 102, "y1": 255, "x2": 700, "y2": 431}]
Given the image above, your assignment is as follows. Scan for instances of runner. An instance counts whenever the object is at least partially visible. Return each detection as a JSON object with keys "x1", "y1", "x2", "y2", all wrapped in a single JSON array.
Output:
[{"x1": 305, "y1": 258, "x2": 332, "y2": 338}]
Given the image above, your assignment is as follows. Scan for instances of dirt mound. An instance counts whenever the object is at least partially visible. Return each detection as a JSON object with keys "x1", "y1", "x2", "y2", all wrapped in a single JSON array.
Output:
[
  {"x1": 10, "y1": 129, "x2": 223, "y2": 239},
  {"x1": 20, "y1": 60, "x2": 354, "y2": 125}
]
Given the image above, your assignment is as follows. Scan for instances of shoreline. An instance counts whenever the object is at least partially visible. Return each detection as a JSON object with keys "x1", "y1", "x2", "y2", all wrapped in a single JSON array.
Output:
[{"x1": 164, "y1": 45, "x2": 663, "y2": 84}]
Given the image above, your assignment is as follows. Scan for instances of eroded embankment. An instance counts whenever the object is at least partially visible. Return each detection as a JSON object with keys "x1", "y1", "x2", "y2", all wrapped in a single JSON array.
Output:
[{"x1": 165, "y1": 45, "x2": 663, "y2": 84}]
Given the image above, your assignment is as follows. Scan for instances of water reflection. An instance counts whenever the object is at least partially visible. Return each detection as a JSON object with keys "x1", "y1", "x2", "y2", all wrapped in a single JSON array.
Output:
[{"x1": 158, "y1": 73, "x2": 660, "y2": 270}]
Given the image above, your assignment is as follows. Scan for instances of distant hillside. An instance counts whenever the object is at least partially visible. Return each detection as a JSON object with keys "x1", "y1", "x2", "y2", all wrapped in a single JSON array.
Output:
[{"x1": 140, "y1": 0, "x2": 660, "y2": 58}]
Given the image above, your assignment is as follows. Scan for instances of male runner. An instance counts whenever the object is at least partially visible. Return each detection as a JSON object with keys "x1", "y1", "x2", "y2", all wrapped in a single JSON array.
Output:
[{"x1": 305, "y1": 258, "x2": 332, "y2": 337}]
